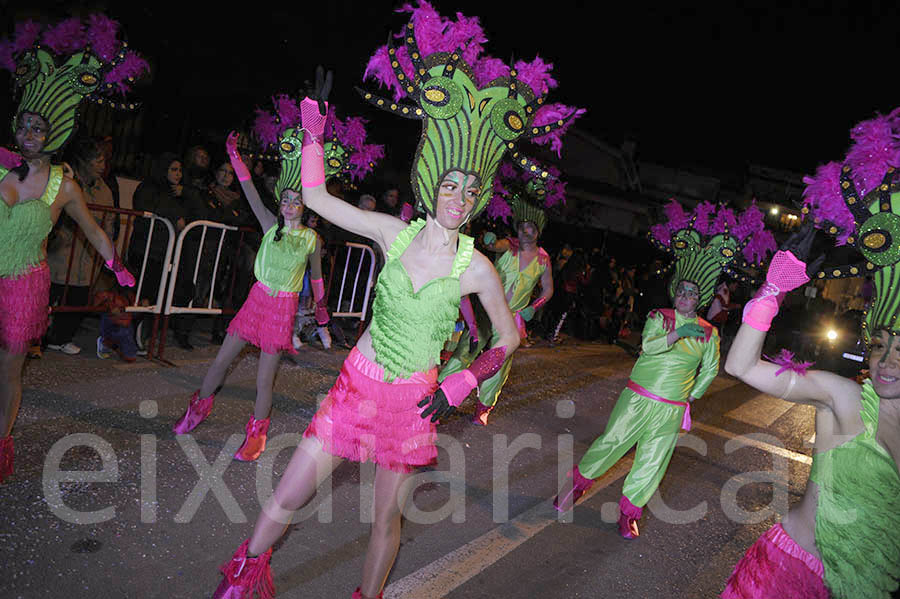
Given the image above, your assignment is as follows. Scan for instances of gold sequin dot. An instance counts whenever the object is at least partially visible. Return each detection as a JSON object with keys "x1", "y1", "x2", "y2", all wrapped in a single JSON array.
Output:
[
  {"x1": 841, "y1": 181, "x2": 850, "y2": 189},
  {"x1": 850, "y1": 267, "x2": 859, "y2": 274},
  {"x1": 882, "y1": 184, "x2": 889, "y2": 191},
  {"x1": 402, "y1": 107, "x2": 409, "y2": 113},
  {"x1": 848, "y1": 197, "x2": 856, "y2": 204},
  {"x1": 520, "y1": 159, "x2": 527, "y2": 165},
  {"x1": 847, "y1": 237, "x2": 855, "y2": 244},
  {"x1": 867, "y1": 262, "x2": 875, "y2": 269},
  {"x1": 829, "y1": 226, "x2": 837, "y2": 233},
  {"x1": 365, "y1": 93, "x2": 372, "y2": 99},
  {"x1": 415, "y1": 109, "x2": 422, "y2": 115},
  {"x1": 818, "y1": 272, "x2": 825, "y2": 278},
  {"x1": 377, "y1": 99, "x2": 384, "y2": 105},
  {"x1": 446, "y1": 65, "x2": 454, "y2": 71},
  {"x1": 530, "y1": 165, "x2": 537, "y2": 171},
  {"x1": 412, "y1": 52, "x2": 419, "y2": 59},
  {"x1": 541, "y1": 171, "x2": 548, "y2": 177},
  {"x1": 391, "y1": 104, "x2": 397, "y2": 110},
  {"x1": 883, "y1": 203, "x2": 890, "y2": 210},
  {"x1": 532, "y1": 128, "x2": 539, "y2": 134}
]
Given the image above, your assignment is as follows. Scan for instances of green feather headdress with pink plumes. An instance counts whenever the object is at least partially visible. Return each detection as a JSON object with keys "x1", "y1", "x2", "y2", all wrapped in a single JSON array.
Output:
[
  {"x1": 800, "y1": 108, "x2": 900, "y2": 344},
  {"x1": 360, "y1": 1, "x2": 584, "y2": 220},
  {"x1": 649, "y1": 200, "x2": 776, "y2": 308},
  {"x1": 0, "y1": 14, "x2": 148, "y2": 155},
  {"x1": 253, "y1": 94, "x2": 384, "y2": 202}
]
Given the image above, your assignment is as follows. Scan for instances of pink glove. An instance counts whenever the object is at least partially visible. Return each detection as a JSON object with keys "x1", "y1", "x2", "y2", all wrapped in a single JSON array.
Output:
[
  {"x1": 0, "y1": 147, "x2": 23, "y2": 169},
  {"x1": 400, "y1": 202, "x2": 414, "y2": 223},
  {"x1": 311, "y1": 277, "x2": 329, "y2": 326},
  {"x1": 105, "y1": 251, "x2": 135, "y2": 287},
  {"x1": 743, "y1": 251, "x2": 809, "y2": 331},
  {"x1": 300, "y1": 97, "x2": 327, "y2": 187},
  {"x1": 225, "y1": 131, "x2": 251, "y2": 182},
  {"x1": 419, "y1": 346, "x2": 508, "y2": 421}
]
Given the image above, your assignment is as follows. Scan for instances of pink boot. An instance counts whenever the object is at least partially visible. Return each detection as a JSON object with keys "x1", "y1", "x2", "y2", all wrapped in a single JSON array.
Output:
[
  {"x1": 172, "y1": 390, "x2": 215, "y2": 434},
  {"x1": 470, "y1": 401, "x2": 493, "y2": 426},
  {"x1": 553, "y1": 464, "x2": 595, "y2": 512},
  {"x1": 212, "y1": 539, "x2": 275, "y2": 599},
  {"x1": 0, "y1": 436, "x2": 13, "y2": 483},
  {"x1": 234, "y1": 416, "x2": 270, "y2": 462},
  {"x1": 352, "y1": 588, "x2": 383, "y2": 599},
  {"x1": 618, "y1": 495, "x2": 643, "y2": 539}
]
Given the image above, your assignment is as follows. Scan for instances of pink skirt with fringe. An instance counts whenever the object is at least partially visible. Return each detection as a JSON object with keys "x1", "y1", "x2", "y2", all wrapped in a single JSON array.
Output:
[
  {"x1": 0, "y1": 262, "x2": 50, "y2": 354},
  {"x1": 227, "y1": 281, "x2": 299, "y2": 354},
  {"x1": 721, "y1": 523, "x2": 829, "y2": 598},
  {"x1": 304, "y1": 347, "x2": 439, "y2": 473}
]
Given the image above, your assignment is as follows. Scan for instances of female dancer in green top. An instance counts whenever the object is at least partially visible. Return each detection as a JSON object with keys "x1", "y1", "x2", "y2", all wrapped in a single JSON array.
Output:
[
  {"x1": 722, "y1": 111, "x2": 900, "y2": 599},
  {"x1": 209, "y1": 4, "x2": 582, "y2": 597},
  {"x1": 1, "y1": 15, "x2": 146, "y2": 483}
]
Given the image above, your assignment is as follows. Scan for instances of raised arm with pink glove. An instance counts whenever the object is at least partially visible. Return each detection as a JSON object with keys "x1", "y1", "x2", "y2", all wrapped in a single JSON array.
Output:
[{"x1": 225, "y1": 132, "x2": 251, "y2": 183}]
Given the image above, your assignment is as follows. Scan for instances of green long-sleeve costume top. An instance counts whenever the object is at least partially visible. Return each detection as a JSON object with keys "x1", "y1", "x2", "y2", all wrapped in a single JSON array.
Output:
[
  {"x1": 253, "y1": 224, "x2": 318, "y2": 294},
  {"x1": 809, "y1": 379, "x2": 900, "y2": 599},
  {"x1": 0, "y1": 164, "x2": 64, "y2": 277},
  {"x1": 494, "y1": 242, "x2": 550, "y2": 313},
  {"x1": 632, "y1": 310, "x2": 720, "y2": 402}
]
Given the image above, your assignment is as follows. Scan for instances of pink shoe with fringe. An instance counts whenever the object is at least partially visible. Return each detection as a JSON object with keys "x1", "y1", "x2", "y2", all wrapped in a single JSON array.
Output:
[
  {"x1": 470, "y1": 402, "x2": 493, "y2": 426},
  {"x1": 212, "y1": 539, "x2": 275, "y2": 599},
  {"x1": 173, "y1": 390, "x2": 215, "y2": 434},
  {"x1": 352, "y1": 588, "x2": 383, "y2": 599},
  {"x1": 618, "y1": 495, "x2": 642, "y2": 539},
  {"x1": 553, "y1": 465, "x2": 594, "y2": 512},
  {"x1": 234, "y1": 417, "x2": 270, "y2": 462},
  {"x1": 0, "y1": 436, "x2": 13, "y2": 483}
]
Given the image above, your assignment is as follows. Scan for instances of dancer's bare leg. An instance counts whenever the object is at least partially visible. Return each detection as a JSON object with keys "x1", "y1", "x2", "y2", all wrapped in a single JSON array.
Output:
[
  {"x1": 199, "y1": 333, "x2": 247, "y2": 397},
  {"x1": 254, "y1": 351, "x2": 280, "y2": 420},
  {"x1": 359, "y1": 466, "x2": 412, "y2": 597},
  {"x1": 247, "y1": 436, "x2": 342, "y2": 556},
  {"x1": 0, "y1": 349, "x2": 26, "y2": 436}
]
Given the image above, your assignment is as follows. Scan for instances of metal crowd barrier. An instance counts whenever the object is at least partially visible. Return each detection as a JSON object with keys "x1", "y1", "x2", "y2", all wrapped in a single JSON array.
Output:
[
  {"x1": 329, "y1": 242, "x2": 377, "y2": 338},
  {"x1": 48, "y1": 204, "x2": 175, "y2": 360}
]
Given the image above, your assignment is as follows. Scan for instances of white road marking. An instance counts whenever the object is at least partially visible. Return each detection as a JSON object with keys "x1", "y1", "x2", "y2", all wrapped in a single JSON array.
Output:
[
  {"x1": 725, "y1": 392, "x2": 794, "y2": 428},
  {"x1": 385, "y1": 458, "x2": 634, "y2": 599},
  {"x1": 691, "y1": 421, "x2": 812, "y2": 465}
]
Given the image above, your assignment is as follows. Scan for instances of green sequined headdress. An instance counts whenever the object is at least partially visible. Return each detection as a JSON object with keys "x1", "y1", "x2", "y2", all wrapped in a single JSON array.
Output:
[
  {"x1": 252, "y1": 96, "x2": 384, "y2": 201},
  {"x1": 1, "y1": 15, "x2": 148, "y2": 155},
  {"x1": 359, "y1": 1, "x2": 583, "y2": 221},
  {"x1": 486, "y1": 160, "x2": 567, "y2": 233},
  {"x1": 649, "y1": 200, "x2": 777, "y2": 308},
  {"x1": 801, "y1": 109, "x2": 900, "y2": 344}
]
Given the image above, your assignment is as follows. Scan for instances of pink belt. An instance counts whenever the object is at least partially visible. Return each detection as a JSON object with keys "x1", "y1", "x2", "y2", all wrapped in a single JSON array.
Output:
[{"x1": 626, "y1": 380, "x2": 692, "y2": 431}]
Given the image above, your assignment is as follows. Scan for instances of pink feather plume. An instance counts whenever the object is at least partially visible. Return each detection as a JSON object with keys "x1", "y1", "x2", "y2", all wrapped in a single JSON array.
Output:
[
  {"x1": 0, "y1": 41, "x2": 15, "y2": 72},
  {"x1": 802, "y1": 161, "x2": 855, "y2": 245},
  {"x1": 487, "y1": 193, "x2": 512, "y2": 223},
  {"x1": 103, "y1": 53, "x2": 149, "y2": 94},
  {"x1": 86, "y1": 14, "x2": 121, "y2": 62},
  {"x1": 710, "y1": 206, "x2": 736, "y2": 235},
  {"x1": 692, "y1": 201, "x2": 716, "y2": 235},
  {"x1": 514, "y1": 56, "x2": 558, "y2": 97},
  {"x1": 764, "y1": 349, "x2": 814, "y2": 376},
  {"x1": 40, "y1": 18, "x2": 86, "y2": 55},
  {"x1": 273, "y1": 94, "x2": 301, "y2": 129},
  {"x1": 13, "y1": 20, "x2": 42, "y2": 54},
  {"x1": 531, "y1": 103, "x2": 586, "y2": 157},
  {"x1": 253, "y1": 109, "x2": 282, "y2": 148}
]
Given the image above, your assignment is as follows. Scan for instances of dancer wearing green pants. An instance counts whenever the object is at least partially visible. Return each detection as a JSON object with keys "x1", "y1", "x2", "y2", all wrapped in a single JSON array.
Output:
[
  {"x1": 440, "y1": 196, "x2": 553, "y2": 425},
  {"x1": 554, "y1": 199, "x2": 776, "y2": 539}
]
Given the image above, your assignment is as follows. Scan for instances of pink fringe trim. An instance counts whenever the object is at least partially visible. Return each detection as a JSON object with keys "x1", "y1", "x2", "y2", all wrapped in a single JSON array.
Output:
[
  {"x1": 304, "y1": 348, "x2": 439, "y2": 473},
  {"x1": 721, "y1": 523, "x2": 828, "y2": 598},
  {"x1": 0, "y1": 262, "x2": 50, "y2": 354},
  {"x1": 227, "y1": 282, "x2": 299, "y2": 355},
  {"x1": 217, "y1": 539, "x2": 275, "y2": 599}
]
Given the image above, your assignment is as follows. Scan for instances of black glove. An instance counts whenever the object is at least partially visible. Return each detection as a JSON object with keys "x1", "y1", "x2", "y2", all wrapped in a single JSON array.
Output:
[
  {"x1": 417, "y1": 389, "x2": 456, "y2": 422},
  {"x1": 782, "y1": 222, "x2": 825, "y2": 277},
  {"x1": 307, "y1": 65, "x2": 333, "y2": 117}
]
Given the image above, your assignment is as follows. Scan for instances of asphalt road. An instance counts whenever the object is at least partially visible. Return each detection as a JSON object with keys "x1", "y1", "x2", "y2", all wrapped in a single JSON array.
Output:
[{"x1": 1, "y1": 325, "x2": 824, "y2": 599}]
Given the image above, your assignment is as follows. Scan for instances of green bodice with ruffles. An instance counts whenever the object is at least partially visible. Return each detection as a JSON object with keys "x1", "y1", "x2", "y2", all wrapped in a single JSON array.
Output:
[
  {"x1": 370, "y1": 219, "x2": 473, "y2": 380},
  {"x1": 0, "y1": 165, "x2": 63, "y2": 277},
  {"x1": 809, "y1": 379, "x2": 900, "y2": 598},
  {"x1": 254, "y1": 224, "x2": 317, "y2": 293}
]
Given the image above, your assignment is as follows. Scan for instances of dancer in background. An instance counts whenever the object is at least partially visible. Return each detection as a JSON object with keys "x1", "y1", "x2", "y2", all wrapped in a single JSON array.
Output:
[
  {"x1": 0, "y1": 15, "x2": 145, "y2": 483},
  {"x1": 722, "y1": 110, "x2": 900, "y2": 599},
  {"x1": 209, "y1": 3, "x2": 582, "y2": 597},
  {"x1": 173, "y1": 97, "x2": 382, "y2": 462},
  {"x1": 555, "y1": 200, "x2": 775, "y2": 539}
]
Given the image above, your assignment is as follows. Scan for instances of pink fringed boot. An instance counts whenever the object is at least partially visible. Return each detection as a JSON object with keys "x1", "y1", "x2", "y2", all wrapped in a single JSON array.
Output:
[
  {"x1": 618, "y1": 495, "x2": 643, "y2": 539},
  {"x1": 234, "y1": 416, "x2": 270, "y2": 462},
  {"x1": 172, "y1": 390, "x2": 215, "y2": 434},
  {"x1": 470, "y1": 401, "x2": 493, "y2": 426},
  {"x1": 0, "y1": 436, "x2": 13, "y2": 483},
  {"x1": 212, "y1": 539, "x2": 275, "y2": 599},
  {"x1": 352, "y1": 588, "x2": 383, "y2": 599},
  {"x1": 553, "y1": 465, "x2": 595, "y2": 512}
]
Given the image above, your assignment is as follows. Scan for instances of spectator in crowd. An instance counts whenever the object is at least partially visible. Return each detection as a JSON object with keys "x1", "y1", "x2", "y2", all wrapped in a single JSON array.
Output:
[
  {"x1": 357, "y1": 193, "x2": 376, "y2": 211},
  {"x1": 379, "y1": 186, "x2": 414, "y2": 222},
  {"x1": 706, "y1": 280, "x2": 739, "y2": 333},
  {"x1": 129, "y1": 152, "x2": 194, "y2": 349},
  {"x1": 183, "y1": 145, "x2": 211, "y2": 195},
  {"x1": 45, "y1": 137, "x2": 118, "y2": 355},
  {"x1": 95, "y1": 285, "x2": 138, "y2": 363}
]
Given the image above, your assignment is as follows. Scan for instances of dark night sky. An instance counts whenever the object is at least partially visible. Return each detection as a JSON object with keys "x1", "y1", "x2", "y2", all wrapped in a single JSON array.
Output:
[{"x1": 2, "y1": 1, "x2": 899, "y2": 178}]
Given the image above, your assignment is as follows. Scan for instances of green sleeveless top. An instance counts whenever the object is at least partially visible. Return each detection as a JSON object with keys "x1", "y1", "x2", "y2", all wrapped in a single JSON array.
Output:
[
  {"x1": 370, "y1": 219, "x2": 474, "y2": 381},
  {"x1": 254, "y1": 224, "x2": 318, "y2": 294},
  {"x1": 494, "y1": 244, "x2": 550, "y2": 312},
  {"x1": 0, "y1": 164, "x2": 63, "y2": 277},
  {"x1": 809, "y1": 379, "x2": 900, "y2": 598}
]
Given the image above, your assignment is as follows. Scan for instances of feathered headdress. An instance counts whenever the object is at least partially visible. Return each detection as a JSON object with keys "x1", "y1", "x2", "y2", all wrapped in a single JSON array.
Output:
[
  {"x1": 800, "y1": 108, "x2": 900, "y2": 343},
  {"x1": 359, "y1": 1, "x2": 584, "y2": 220},
  {"x1": 253, "y1": 95, "x2": 384, "y2": 201},
  {"x1": 0, "y1": 15, "x2": 149, "y2": 154},
  {"x1": 649, "y1": 200, "x2": 777, "y2": 308},
  {"x1": 486, "y1": 160, "x2": 566, "y2": 232}
]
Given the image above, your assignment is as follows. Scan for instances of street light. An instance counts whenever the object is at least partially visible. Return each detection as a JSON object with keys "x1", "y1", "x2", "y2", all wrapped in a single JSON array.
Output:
[{"x1": 770, "y1": 206, "x2": 779, "y2": 215}]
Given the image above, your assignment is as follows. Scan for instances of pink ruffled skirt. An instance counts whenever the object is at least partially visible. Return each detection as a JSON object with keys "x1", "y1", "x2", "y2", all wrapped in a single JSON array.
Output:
[
  {"x1": 0, "y1": 262, "x2": 50, "y2": 354},
  {"x1": 227, "y1": 282, "x2": 299, "y2": 354},
  {"x1": 304, "y1": 348, "x2": 439, "y2": 473},
  {"x1": 721, "y1": 523, "x2": 829, "y2": 598}
]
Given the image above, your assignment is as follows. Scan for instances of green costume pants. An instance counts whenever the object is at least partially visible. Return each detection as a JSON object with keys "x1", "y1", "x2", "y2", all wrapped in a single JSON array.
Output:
[{"x1": 577, "y1": 386, "x2": 683, "y2": 507}]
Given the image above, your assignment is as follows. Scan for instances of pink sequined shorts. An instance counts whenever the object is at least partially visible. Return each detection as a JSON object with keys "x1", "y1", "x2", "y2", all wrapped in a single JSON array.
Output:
[{"x1": 304, "y1": 348, "x2": 439, "y2": 473}]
